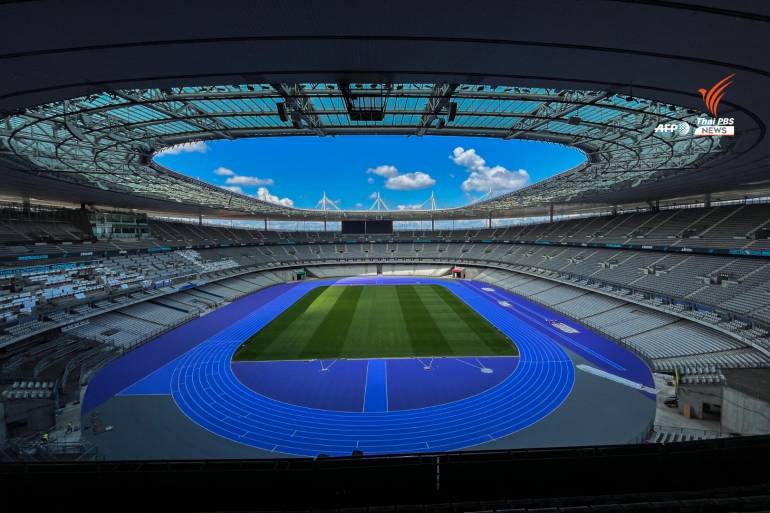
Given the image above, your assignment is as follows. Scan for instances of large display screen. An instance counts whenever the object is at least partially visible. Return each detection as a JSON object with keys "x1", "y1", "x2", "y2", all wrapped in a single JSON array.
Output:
[{"x1": 341, "y1": 220, "x2": 393, "y2": 234}]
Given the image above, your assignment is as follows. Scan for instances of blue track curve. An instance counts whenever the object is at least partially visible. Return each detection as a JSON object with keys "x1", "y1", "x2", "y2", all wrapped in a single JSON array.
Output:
[{"x1": 168, "y1": 277, "x2": 576, "y2": 457}]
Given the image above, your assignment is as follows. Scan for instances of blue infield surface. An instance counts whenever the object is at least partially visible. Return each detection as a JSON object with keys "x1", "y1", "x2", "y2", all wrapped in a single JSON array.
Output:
[{"x1": 85, "y1": 276, "x2": 654, "y2": 457}]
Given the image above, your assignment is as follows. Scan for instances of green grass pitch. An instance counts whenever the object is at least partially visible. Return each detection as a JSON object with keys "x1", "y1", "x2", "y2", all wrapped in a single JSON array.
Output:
[{"x1": 233, "y1": 284, "x2": 518, "y2": 361}]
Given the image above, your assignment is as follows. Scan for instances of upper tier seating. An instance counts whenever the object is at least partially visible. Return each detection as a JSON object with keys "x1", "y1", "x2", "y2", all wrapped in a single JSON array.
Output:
[
  {"x1": 3, "y1": 202, "x2": 770, "y2": 258},
  {"x1": 0, "y1": 220, "x2": 90, "y2": 244}
]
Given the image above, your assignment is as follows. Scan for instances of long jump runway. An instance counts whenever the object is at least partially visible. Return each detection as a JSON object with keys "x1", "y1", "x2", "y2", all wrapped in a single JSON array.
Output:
[{"x1": 84, "y1": 276, "x2": 655, "y2": 458}]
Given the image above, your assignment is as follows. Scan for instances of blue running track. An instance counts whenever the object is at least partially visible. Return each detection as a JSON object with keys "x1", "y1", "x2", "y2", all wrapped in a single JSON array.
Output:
[
  {"x1": 86, "y1": 276, "x2": 653, "y2": 457},
  {"x1": 166, "y1": 277, "x2": 573, "y2": 456}
]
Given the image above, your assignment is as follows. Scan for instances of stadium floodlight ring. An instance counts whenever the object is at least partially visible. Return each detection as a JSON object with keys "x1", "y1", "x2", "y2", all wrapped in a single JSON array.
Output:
[{"x1": 0, "y1": 83, "x2": 728, "y2": 220}]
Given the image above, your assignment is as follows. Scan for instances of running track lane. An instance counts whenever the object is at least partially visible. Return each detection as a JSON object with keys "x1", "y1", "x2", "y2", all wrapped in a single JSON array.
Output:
[
  {"x1": 458, "y1": 280, "x2": 654, "y2": 389},
  {"x1": 169, "y1": 277, "x2": 575, "y2": 457}
]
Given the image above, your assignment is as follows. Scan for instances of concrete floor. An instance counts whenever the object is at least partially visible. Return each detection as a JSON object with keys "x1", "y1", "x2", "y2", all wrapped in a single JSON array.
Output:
[
  {"x1": 650, "y1": 373, "x2": 722, "y2": 438},
  {"x1": 49, "y1": 400, "x2": 85, "y2": 444}
]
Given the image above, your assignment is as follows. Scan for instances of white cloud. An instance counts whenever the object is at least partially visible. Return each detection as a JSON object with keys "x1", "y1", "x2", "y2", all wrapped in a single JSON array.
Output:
[
  {"x1": 214, "y1": 167, "x2": 235, "y2": 176},
  {"x1": 450, "y1": 146, "x2": 485, "y2": 170},
  {"x1": 368, "y1": 164, "x2": 436, "y2": 191},
  {"x1": 156, "y1": 141, "x2": 209, "y2": 156},
  {"x1": 215, "y1": 167, "x2": 274, "y2": 192},
  {"x1": 226, "y1": 175, "x2": 274, "y2": 186},
  {"x1": 355, "y1": 202, "x2": 364, "y2": 209},
  {"x1": 367, "y1": 165, "x2": 399, "y2": 178},
  {"x1": 461, "y1": 165, "x2": 529, "y2": 194},
  {"x1": 397, "y1": 203, "x2": 424, "y2": 210},
  {"x1": 385, "y1": 171, "x2": 436, "y2": 191},
  {"x1": 368, "y1": 192, "x2": 379, "y2": 200},
  {"x1": 254, "y1": 187, "x2": 294, "y2": 207},
  {"x1": 450, "y1": 147, "x2": 530, "y2": 193}
]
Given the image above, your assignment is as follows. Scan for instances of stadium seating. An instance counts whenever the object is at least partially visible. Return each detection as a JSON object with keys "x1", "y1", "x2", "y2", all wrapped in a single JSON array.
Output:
[
  {"x1": 4, "y1": 201, "x2": 770, "y2": 399},
  {"x1": 2, "y1": 201, "x2": 770, "y2": 260}
]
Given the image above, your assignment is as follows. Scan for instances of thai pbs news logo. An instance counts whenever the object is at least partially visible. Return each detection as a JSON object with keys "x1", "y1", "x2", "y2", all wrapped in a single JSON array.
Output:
[{"x1": 655, "y1": 73, "x2": 735, "y2": 137}]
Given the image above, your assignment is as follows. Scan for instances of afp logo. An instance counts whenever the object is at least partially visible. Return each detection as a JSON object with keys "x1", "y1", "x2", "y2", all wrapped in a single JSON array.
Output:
[{"x1": 654, "y1": 121, "x2": 691, "y2": 136}]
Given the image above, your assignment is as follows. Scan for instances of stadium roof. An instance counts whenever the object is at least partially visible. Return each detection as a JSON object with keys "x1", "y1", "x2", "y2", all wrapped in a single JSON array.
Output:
[
  {"x1": 0, "y1": 1, "x2": 768, "y2": 220},
  {"x1": 0, "y1": 84, "x2": 730, "y2": 220}
]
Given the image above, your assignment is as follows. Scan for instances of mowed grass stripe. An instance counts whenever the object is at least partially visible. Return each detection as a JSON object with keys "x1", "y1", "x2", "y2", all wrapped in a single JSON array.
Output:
[
  {"x1": 413, "y1": 285, "x2": 468, "y2": 351},
  {"x1": 413, "y1": 286, "x2": 515, "y2": 356},
  {"x1": 234, "y1": 284, "x2": 519, "y2": 361},
  {"x1": 233, "y1": 286, "x2": 329, "y2": 361},
  {"x1": 300, "y1": 286, "x2": 363, "y2": 359},
  {"x1": 342, "y1": 286, "x2": 411, "y2": 358},
  {"x1": 432, "y1": 285, "x2": 518, "y2": 356},
  {"x1": 413, "y1": 285, "x2": 485, "y2": 355},
  {"x1": 395, "y1": 285, "x2": 453, "y2": 356}
]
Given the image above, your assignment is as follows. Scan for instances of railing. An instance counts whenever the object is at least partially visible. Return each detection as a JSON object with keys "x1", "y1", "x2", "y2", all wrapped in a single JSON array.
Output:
[
  {"x1": 0, "y1": 437, "x2": 98, "y2": 462},
  {"x1": 652, "y1": 424, "x2": 725, "y2": 440}
]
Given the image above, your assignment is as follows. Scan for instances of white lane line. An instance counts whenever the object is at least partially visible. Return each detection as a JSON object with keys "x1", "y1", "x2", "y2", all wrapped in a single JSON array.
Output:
[{"x1": 576, "y1": 364, "x2": 657, "y2": 394}]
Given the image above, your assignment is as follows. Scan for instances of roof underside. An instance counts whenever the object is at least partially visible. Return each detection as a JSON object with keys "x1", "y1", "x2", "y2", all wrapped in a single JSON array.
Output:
[
  {"x1": 2, "y1": 1, "x2": 769, "y2": 221},
  {"x1": 0, "y1": 83, "x2": 730, "y2": 220}
]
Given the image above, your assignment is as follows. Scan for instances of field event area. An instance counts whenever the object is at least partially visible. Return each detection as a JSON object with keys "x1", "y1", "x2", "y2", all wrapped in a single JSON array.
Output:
[{"x1": 233, "y1": 284, "x2": 518, "y2": 361}]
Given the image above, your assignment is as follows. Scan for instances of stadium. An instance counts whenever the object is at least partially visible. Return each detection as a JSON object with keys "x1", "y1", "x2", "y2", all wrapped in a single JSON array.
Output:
[{"x1": 1, "y1": 0, "x2": 770, "y2": 510}]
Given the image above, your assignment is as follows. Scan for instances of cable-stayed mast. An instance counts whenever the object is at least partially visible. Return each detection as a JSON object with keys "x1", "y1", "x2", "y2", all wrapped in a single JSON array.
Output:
[
  {"x1": 418, "y1": 190, "x2": 438, "y2": 211},
  {"x1": 421, "y1": 191, "x2": 438, "y2": 231},
  {"x1": 477, "y1": 187, "x2": 494, "y2": 202},
  {"x1": 369, "y1": 192, "x2": 390, "y2": 211},
  {"x1": 315, "y1": 192, "x2": 340, "y2": 231},
  {"x1": 315, "y1": 192, "x2": 341, "y2": 211}
]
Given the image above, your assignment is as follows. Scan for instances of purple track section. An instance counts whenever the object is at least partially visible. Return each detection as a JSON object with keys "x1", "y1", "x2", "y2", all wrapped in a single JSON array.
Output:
[
  {"x1": 332, "y1": 276, "x2": 436, "y2": 286},
  {"x1": 387, "y1": 357, "x2": 519, "y2": 411},
  {"x1": 459, "y1": 281, "x2": 654, "y2": 395},
  {"x1": 82, "y1": 282, "x2": 298, "y2": 414},
  {"x1": 232, "y1": 360, "x2": 367, "y2": 412},
  {"x1": 232, "y1": 356, "x2": 519, "y2": 412},
  {"x1": 119, "y1": 359, "x2": 177, "y2": 396}
]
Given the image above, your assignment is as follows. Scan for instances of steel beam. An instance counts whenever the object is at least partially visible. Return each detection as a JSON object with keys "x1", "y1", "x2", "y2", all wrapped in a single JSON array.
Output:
[{"x1": 416, "y1": 83, "x2": 458, "y2": 136}]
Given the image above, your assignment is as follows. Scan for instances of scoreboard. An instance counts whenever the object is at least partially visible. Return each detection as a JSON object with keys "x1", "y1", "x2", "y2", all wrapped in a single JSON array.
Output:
[{"x1": 341, "y1": 220, "x2": 393, "y2": 234}]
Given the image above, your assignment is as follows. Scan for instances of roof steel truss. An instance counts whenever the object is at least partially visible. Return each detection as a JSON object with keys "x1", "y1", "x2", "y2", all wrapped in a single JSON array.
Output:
[{"x1": 0, "y1": 83, "x2": 729, "y2": 220}]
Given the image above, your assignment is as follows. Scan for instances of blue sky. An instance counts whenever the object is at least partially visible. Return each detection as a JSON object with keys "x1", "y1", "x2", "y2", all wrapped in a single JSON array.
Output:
[{"x1": 155, "y1": 136, "x2": 585, "y2": 210}]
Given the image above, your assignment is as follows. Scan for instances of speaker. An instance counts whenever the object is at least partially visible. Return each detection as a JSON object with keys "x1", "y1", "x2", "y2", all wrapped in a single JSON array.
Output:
[
  {"x1": 277, "y1": 102, "x2": 288, "y2": 122},
  {"x1": 447, "y1": 101, "x2": 457, "y2": 122}
]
